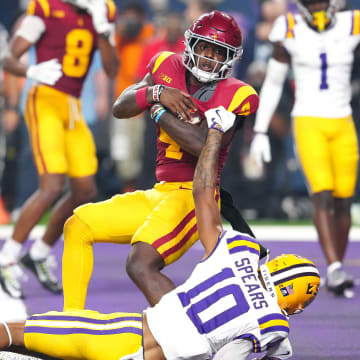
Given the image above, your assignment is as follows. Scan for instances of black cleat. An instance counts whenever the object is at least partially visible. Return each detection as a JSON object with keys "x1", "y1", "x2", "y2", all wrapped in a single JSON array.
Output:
[{"x1": 20, "y1": 253, "x2": 62, "y2": 294}]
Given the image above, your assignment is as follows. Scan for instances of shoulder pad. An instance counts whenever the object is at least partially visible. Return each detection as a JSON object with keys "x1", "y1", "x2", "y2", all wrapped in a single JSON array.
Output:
[
  {"x1": 105, "y1": 0, "x2": 117, "y2": 23},
  {"x1": 269, "y1": 13, "x2": 296, "y2": 42},
  {"x1": 351, "y1": 9, "x2": 360, "y2": 35},
  {"x1": 27, "y1": 0, "x2": 51, "y2": 19},
  {"x1": 151, "y1": 51, "x2": 175, "y2": 73}
]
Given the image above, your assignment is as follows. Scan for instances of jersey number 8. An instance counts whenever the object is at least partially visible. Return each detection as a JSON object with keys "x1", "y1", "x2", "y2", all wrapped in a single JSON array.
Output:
[{"x1": 63, "y1": 29, "x2": 93, "y2": 78}]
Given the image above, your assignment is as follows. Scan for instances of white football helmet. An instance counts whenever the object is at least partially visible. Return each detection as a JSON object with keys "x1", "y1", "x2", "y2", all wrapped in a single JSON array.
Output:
[{"x1": 183, "y1": 10, "x2": 243, "y2": 83}]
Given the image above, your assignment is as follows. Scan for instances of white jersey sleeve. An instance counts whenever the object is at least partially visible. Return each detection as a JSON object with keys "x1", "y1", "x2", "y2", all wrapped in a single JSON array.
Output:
[
  {"x1": 266, "y1": 337, "x2": 293, "y2": 359},
  {"x1": 269, "y1": 15, "x2": 287, "y2": 42},
  {"x1": 15, "y1": 15, "x2": 45, "y2": 43},
  {"x1": 212, "y1": 339, "x2": 253, "y2": 360},
  {"x1": 0, "y1": 24, "x2": 8, "y2": 67}
]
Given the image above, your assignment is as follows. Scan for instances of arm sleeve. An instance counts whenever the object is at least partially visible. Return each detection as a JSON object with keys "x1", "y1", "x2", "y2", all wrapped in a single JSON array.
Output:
[
  {"x1": 15, "y1": 15, "x2": 45, "y2": 43},
  {"x1": 0, "y1": 25, "x2": 8, "y2": 64},
  {"x1": 253, "y1": 58, "x2": 289, "y2": 133},
  {"x1": 269, "y1": 15, "x2": 287, "y2": 42}
]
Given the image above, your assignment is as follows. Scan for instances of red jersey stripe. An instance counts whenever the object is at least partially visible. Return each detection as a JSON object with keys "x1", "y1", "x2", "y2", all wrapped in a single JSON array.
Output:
[
  {"x1": 31, "y1": 87, "x2": 48, "y2": 174},
  {"x1": 161, "y1": 223, "x2": 198, "y2": 260},
  {"x1": 153, "y1": 209, "x2": 196, "y2": 248}
]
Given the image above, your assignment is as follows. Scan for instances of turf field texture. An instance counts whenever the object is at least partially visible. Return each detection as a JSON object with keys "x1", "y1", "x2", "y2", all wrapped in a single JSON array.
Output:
[{"x1": 0, "y1": 225, "x2": 359, "y2": 360}]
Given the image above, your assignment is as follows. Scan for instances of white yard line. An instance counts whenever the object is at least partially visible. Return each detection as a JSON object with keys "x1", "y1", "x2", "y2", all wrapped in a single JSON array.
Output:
[{"x1": 0, "y1": 224, "x2": 359, "y2": 242}]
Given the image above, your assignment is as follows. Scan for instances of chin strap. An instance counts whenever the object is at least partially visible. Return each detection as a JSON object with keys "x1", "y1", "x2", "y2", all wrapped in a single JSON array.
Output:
[
  {"x1": 191, "y1": 66, "x2": 219, "y2": 83},
  {"x1": 1, "y1": 321, "x2": 12, "y2": 347}
]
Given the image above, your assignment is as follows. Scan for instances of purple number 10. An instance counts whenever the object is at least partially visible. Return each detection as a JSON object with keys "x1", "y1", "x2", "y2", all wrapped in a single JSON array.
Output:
[
  {"x1": 320, "y1": 52, "x2": 329, "y2": 90},
  {"x1": 177, "y1": 268, "x2": 249, "y2": 334}
]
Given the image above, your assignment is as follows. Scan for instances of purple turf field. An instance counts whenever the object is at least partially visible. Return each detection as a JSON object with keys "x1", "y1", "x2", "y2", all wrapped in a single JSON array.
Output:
[{"x1": 5, "y1": 236, "x2": 360, "y2": 360}]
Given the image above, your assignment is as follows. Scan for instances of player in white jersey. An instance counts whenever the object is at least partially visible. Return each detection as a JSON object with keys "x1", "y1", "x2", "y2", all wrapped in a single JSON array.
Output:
[
  {"x1": 250, "y1": 0, "x2": 359, "y2": 296},
  {"x1": 0, "y1": 106, "x2": 320, "y2": 359}
]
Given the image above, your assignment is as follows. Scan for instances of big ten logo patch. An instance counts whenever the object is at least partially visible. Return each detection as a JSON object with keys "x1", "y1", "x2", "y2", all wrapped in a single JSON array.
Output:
[{"x1": 159, "y1": 73, "x2": 172, "y2": 84}]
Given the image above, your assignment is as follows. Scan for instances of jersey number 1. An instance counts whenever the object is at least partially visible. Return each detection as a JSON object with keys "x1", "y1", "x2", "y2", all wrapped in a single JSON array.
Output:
[{"x1": 319, "y1": 53, "x2": 329, "y2": 90}]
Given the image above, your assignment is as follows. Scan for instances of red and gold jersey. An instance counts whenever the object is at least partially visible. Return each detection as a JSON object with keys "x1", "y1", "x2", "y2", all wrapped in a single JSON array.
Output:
[
  {"x1": 147, "y1": 52, "x2": 259, "y2": 182},
  {"x1": 27, "y1": 0, "x2": 117, "y2": 98}
]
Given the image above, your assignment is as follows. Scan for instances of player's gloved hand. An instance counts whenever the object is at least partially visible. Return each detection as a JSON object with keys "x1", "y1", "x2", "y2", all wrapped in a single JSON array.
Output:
[
  {"x1": 87, "y1": 0, "x2": 112, "y2": 36},
  {"x1": 205, "y1": 106, "x2": 236, "y2": 133},
  {"x1": 249, "y1": 132, "x2": 272, "y2": 166},
  {"x1": 26, "y1": 59, "x2": 62, "y2": 86}
]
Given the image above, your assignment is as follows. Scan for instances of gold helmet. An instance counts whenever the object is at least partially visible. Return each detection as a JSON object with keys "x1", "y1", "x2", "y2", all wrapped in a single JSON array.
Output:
[{"x1": 260, "y1": 254, "x2": 320, "y2": 315}]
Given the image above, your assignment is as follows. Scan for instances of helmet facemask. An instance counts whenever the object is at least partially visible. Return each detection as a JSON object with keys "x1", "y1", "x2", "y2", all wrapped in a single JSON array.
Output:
[
  {"x1": 296, "y1": 0, "x2": 337, "y2": 31},
  {"x1": 183, "y1": 29, "x2": 243, "y2": 83}
]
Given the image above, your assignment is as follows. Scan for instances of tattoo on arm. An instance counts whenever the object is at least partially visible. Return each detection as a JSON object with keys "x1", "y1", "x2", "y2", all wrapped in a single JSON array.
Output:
[{"x1": 193, "y1": 129, "x2": 223, "y2": 193}]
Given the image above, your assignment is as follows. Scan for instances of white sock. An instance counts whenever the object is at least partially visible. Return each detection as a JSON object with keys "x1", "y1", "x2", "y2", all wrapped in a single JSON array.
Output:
[
  {"x1": 327, "y1": 261, "x2": 342, "y2": 276},
  {"x1": 29, "y1": 239, "x2": 51, "y2": 261},
  {"x1": 0, "y1": 238, "x2": 22, "y2": 265}
]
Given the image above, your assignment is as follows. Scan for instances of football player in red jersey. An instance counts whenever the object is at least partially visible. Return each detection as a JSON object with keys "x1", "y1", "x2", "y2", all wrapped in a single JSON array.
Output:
[
  {"x1": 61, "y1": 10, "x2": 267, "y2": 310},
  {"x1": 0, "y1": 0, "x2": 118, "y2": 298}
]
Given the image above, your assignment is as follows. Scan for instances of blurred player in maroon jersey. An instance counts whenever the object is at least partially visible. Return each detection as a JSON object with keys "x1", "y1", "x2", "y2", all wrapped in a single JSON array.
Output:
[
  {"x1": 0, "y1": 0, "x2": 118, "y2": 298},
  {"x1": 61, "y1": 10, "x2": 267, "y2": 310}
]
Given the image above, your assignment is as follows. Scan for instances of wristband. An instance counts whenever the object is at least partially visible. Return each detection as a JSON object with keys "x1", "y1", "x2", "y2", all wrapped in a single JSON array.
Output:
[
  {"x1": 136, "y1": 87, "x2": 151, "y2": 110},
  {"x1": 150, "y1": 104, "x2": 167, "y2": 123},
  {"x1": 154, "y1": 109, "x2": 166, "y2": 123},
  {"x1": 1, "y1": 321, "x2": 12, "y2": 347},
  {"x1": 152, "y1": 84, "x2": 165, "y2": 102},
  {"x1": 209, "y1": 122, "x2": 224, "y2": 133}
]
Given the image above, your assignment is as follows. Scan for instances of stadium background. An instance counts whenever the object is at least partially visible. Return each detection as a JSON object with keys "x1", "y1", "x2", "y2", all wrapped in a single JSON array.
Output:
[{"x1": 1, "y1": 0, "x2": 360, "y2": 223}]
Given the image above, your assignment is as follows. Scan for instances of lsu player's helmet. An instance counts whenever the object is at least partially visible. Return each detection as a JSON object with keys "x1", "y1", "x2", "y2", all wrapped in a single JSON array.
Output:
[
  {"x1": 260, "y1": 254, "x2": 320, "y2": 315},
  {"x1": 183, "y1": 10, "x2": 243, "y2": 83},
  {"x1": 295, "y1": 0, "x2": 337, "y2": 32}
]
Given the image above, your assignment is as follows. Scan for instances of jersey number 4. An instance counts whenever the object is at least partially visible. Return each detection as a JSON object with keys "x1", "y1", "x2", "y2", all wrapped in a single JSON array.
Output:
[
  {"x1": 320, "y1": 53, "x2": 329, "y2": 90},
  {"x1": 177, "y1": 267, "x2": 249, "y2": 334}
]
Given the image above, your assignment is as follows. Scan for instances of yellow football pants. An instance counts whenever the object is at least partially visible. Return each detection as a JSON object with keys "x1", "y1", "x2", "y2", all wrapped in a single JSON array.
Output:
[
  {"x1": 293, "y1": 115, "x2": 358, "y2": 197},
  {"x1": 25, "y1": 85, "x2": 97, "y2": 177},
  {"x1": 24, "y1": 310, "x2": 142, "y2": 360}
]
